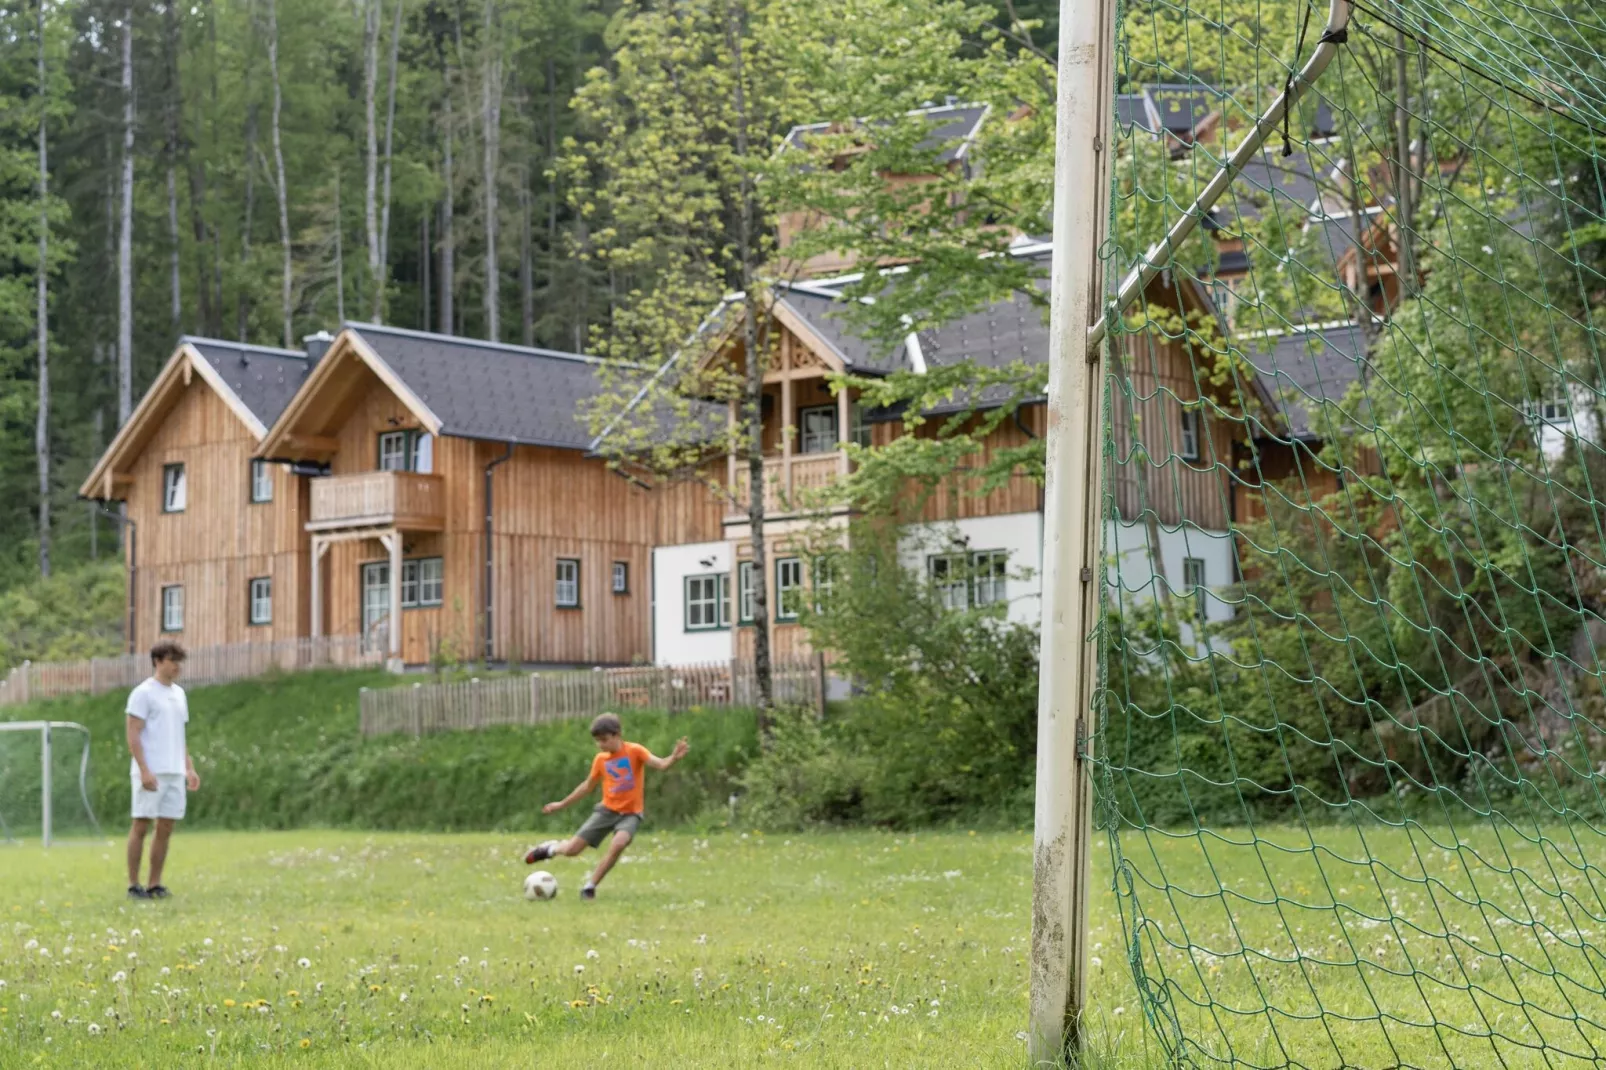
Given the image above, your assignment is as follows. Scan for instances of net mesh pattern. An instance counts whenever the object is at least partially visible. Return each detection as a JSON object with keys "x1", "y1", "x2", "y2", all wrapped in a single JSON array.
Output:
[{"x1": 1096, "y1": 0, "x2": 1606, "y2": 1064}]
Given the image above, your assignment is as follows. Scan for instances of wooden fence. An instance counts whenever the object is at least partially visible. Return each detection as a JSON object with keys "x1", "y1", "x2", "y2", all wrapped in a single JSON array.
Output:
[
  {"x1": 0, "y1": 635, "x2": 383, "y2": 708},
  {"x1": 359, "y1": 657, "x2": 828, "y2": 737}
]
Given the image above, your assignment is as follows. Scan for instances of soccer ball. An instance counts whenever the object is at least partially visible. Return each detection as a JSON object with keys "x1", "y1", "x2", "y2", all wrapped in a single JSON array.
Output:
[{"x1": 524, "y1": 871, "x2": 558, "y2": 901}]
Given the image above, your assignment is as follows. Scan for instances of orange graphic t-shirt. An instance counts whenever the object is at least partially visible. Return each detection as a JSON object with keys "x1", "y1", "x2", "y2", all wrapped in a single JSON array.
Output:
[{"x1": 591, "y1": 742, "x2": 651, "y2": 814}]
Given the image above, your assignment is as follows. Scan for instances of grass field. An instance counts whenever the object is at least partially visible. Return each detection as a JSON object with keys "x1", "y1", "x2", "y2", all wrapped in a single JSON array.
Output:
[{"x1": 0, "y1": 828, "x2": 1152, "y2": 1068}]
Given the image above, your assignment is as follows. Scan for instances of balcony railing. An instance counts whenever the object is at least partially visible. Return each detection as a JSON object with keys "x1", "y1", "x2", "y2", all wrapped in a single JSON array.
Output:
[
  {"x1": 308, "y1": 471, "x2": 446, "y2": 532},
  {"x1": 729, "y1": 453, "x2": 847, "y2": 518}
]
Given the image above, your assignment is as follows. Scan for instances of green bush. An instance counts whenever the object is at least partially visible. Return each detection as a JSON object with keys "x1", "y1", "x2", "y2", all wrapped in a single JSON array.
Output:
[
  {"x1": 0, "y1": 670, "x2": 757, "y2": 834},
  {"x1": 0, "y1": 560, "x2": 127, "y2": 668}
]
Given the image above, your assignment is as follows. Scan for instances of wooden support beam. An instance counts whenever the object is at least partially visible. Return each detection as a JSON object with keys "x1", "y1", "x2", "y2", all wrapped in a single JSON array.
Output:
[{"x1": 279, "y1": 433, "x2": 340, "y2": 456}]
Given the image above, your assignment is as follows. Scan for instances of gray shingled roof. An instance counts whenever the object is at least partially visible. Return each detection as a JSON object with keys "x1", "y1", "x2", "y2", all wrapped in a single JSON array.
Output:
[
  {"x1": 183, "y1": 337, "x2": 310, "y2": 429},
  {"x1": 781, "y1": 102, "x2": 988, "y2": 166},
  {"x1": 1241, "y1": 322, "x2": 1369, "y2": 441},
  {"x1": 348, "y1": 324, "x2": 607, "y2": 450}
]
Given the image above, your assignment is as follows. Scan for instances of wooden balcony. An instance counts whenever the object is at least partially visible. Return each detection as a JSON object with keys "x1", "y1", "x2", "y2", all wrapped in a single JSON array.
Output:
[
  {"x1": 307, "y1": 471, "x2": 446, "y2": 532},
  {"x1": 728, "y1": 453, "x2": 847, "y2": 519}
]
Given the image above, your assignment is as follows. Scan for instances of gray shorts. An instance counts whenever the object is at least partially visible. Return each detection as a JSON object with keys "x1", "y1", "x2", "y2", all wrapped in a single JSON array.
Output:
[{"x1": 575, "y1": 805, "x2": 641, "y2": 847}]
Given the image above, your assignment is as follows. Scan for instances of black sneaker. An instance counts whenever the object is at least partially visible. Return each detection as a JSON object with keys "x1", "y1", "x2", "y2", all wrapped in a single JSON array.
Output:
[
  {"x1": 523, "y1": 842, "x2": 554, "y2": 865},
  {"x1": 127, "y1": 885, "x2": 149, "y2": 900},
  {"x1": 580, "y1": 883, "x2": 596, "y2": 901},
  {"x1": 146, "y1": 885, "x2": 171, "y2": 900}
]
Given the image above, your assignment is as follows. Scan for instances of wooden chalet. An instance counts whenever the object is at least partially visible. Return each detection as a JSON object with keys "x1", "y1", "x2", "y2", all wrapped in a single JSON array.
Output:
[{"x1": 79, "y1": 339, "x2": 312, "y2": 653}]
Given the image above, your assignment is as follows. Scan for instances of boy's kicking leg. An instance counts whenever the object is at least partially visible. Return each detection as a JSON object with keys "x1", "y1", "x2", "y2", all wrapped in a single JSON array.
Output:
[{"x1": 524, "y1": 835, "x2": 587, "y2": 864}]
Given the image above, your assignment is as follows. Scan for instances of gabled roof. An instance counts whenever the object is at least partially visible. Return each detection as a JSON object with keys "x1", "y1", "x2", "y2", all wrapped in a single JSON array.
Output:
[
  {"x1": 1240, "y1": 321, "x2": 1369, "y2": 441},
  {"x1": 259, "y1": 323, "x2": 616, "y2": 460},
  {"x1": 79, "y1": 339, "x2": 309, "y2": 501},
  {"x1": 781, "y1": 102, "x2": 990, "y2": 166}
]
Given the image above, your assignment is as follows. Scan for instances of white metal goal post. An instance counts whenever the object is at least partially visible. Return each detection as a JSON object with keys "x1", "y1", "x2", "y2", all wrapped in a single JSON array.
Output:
[{"x1": 0, "y1": 721, "x2": 101, "y2": 847}]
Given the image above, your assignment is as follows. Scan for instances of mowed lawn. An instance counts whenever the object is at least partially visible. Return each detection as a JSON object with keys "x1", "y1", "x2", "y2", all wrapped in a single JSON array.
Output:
[{"x1": 0, "y1": 828, "x2": 1150, "y2": 1068}]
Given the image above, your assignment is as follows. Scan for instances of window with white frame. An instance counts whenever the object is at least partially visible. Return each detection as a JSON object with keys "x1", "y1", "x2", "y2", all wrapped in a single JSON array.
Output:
[
  {"x1": 1180, "y1": 408, "x2": 1201, "y2": 462},
  {"x1": 556, "y1": 558, "x2": 580, "y2": 607},
  {"x1": 161, "y1": 585, "x2": 184, "y2": 632},
  {"x1": 929, "y1": 554, "x2": 969, "y2": 610},
  {"x1": 612, "y1": 562, "x2": 629, "y2": 594},
  {"x1": 972, "y1": 550, "x2": 1008, "y2": 606},
  {"x1": 399, "y1": 557, "x2": 444, "y2": 608},
  {"x1": 799, "y1": 406, "x2": 839, "y2": 454},
  {"x1": 812, "y1": 556, "x2": 836, "y2": 612},
  {"x1": 737, "y1": 561, "x2": 758, "y2": 624},
  {"x1": 850, "y1": 402, "x2": 872, "y2": 448},
  {"x1": 775, "y1": 558, "x2": 804, "y2": 620},
  {"x1": 685, "y1": 574, "x2": 727, "y2": 630},
  {"x1": 1182, "y1": 556, "x2": 1207, "y2": 622},
  {"x1": 411, "y1": 432, "x2": 434, "y2": 474},
  {"x1": 378, "y1": 431, "x2": 409, "y2": 471},
  {"x1": 249, "y1": 577, "x2": 273, "y2": 625},
  {"x1": 250, "y1": 459, "x2": 274, "y2": 503},
  {"x1": 162, "y1": 464, "x2": 187, "y2": 513}
]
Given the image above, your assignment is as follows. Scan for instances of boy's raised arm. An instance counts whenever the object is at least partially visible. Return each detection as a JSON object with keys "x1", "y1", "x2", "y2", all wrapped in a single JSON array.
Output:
[
  {"x1": 646, "y1": 737, "x2": 691, "y2": 771},
  {"x1": 543, "y1": 774, "x2": 596, "y2": 814}
]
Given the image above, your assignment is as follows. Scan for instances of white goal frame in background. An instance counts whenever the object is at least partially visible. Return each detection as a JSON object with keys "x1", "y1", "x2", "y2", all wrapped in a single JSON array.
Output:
[{"x1": 0, "y1": 721, "x2": 100, "y2": 847}]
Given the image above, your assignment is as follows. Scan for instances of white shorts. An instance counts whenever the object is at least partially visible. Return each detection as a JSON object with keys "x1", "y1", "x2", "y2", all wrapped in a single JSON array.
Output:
[{"x1": 131, "y1": 773, "x2": 187, "y2": 820}]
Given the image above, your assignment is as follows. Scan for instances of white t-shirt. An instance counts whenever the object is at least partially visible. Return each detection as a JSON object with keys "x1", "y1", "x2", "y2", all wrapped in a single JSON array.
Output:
[{"x1": 127, "y1": 677, "x2": 189, "y2": 777}]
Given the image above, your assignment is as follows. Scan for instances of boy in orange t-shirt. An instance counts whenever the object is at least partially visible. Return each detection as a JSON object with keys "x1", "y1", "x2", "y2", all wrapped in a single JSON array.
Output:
[{"x1": 523, "y1": 713, "x2": 690, "y2": 899}]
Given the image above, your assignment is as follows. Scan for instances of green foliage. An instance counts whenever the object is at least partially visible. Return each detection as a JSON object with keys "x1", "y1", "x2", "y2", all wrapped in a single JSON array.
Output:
[
  {"x1": 0, "y1": 671, "x2": 757, "y2": 833},
  {"x1": 0, "y1": 559, "x2": 125, "y2": 668},
  {"x1": 740, "y1": 522, "x2": 1040, "y2": 827}
]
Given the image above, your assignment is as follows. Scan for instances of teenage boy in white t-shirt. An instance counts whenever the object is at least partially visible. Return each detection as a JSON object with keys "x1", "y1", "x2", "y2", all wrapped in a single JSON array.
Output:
[{"x1": 125, "y1": 641, "x2": 200, "y2": 900}]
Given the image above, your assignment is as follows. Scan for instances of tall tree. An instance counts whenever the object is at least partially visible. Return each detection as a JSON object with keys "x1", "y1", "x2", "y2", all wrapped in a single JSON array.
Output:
[
  {"x1": 480, "y1": 0, "x2": 502, "y2": 341},
  {"x1": 375, "y1": 0, "x2": 403, "y2": 322},
  {"x1": 117, "y1": 3, "x2": 134, "y2": 426},
  {"x1": 363, "y1": 0, "x2": 380, "y2": 315},
  {"x1": 36, "y1": 0, "x2": 51, "y2": 576},
  {"x1": 163, "y1": 0, "x2": 182, "y2": 329},
  {"x1": 266, "y1": 0, "x2": 292, "y2": 347}
]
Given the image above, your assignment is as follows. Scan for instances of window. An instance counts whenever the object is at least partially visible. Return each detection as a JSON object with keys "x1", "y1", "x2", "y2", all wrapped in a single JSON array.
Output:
[
  {"x1": 1541, "y1": 398, "x2": 1570, "y2": 422},
  {"x1": 812, "y1": 556, "x2": 837, "y2": 612},
  {"x1": 250, "y1": 459, "x2": 274, "y2": 503},
  {"x1": 400, "y1": 557, "x2": 444, "y2": 608},
  {"x1": 556, "y1": 558, "x2": 580, "y2": 607},
  {"x1": 850, "y1": 402, "x2": 872, "y2": 449},
  {"x1": 249, "y1": 577, "x2": 273, "y2": 625},
  {"x1": 930, "y1": 554, "x2": 969, "y2": 610},
  {"x1": 380, "y1": 430, "x2": 434, "y2": 473},
  {"x1": 1183, "y1": 556, "x2": 1207, "y2": 623},
  {"x1": 685, "y1": 574, "x2": 727, "y2": 631},
  {"x1": 737, "y1": 561, "x2": 758, "y2": 624},
  {"x1": 161, "y1": 586, "x2": 184, "y2": 632},
  {"x1": 972, "y1": 550, "x2": 1009, "y2": 606},
  {"x1": 612, "y1": 562, "x2": 629, "y2": 594},
  {"x1": 378, "y1": 431, "x2": 409, "y2": 471},
  {"x1": 799, "y1": 406, "x2": 839, "y2": 454},
  {"x1": 411, "y1": 432, "x2": 434, "y2": 474},
  {"x1": 775, "y1": 558, "x2": 804, "y2": 620},
  {"x1": 162, "y1": 464, "x2": 186, "y2": 513},
  {"x1": 1180, "y1": 409, "x2": 1201, "y2": 462}
]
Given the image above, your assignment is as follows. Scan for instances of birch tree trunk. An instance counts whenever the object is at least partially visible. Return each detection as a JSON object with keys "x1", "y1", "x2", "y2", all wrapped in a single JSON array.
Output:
[
  {"x1": 725, "y1": 0, "x2": 771, "y2": 715},
  {"x1": 118, "y1": 3, "x2": 134, "y2": 427},
  {"x1": 37, "y1": 0, "x2": 51, "y2": 577},
  {"x1": 267, "y1": 0, "x2": 293, "y2": 348},
  {"x1": 519, "y1": 157, "x2": 533, "y2": 346},
  {"x1": 239, "y1": 0, "x2": 258, "y2": 342},
  {"x1": 440, "y1": 61, "x2": 455, "y2": 335},
  {"x1": 375, "y1": 0, "x2": 404, "y2": 322},
  {"x1": 164, "y1": 0, "x2": 182, "y2": 329},
  {"x1": 480, "y1": 0, "x2": 502, "y2": 342},
  {"x1": 363, "y1": 0, "x2": 380, "y2": 315},
  {"x1": 334, "y1": 167, "x2": 346, "y2": 322}
]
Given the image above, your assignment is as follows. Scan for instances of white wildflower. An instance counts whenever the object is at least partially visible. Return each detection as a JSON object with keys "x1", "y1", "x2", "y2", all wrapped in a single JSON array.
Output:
[
  {"x1": 297, "y1": 958, "x2": 311, "y2": 969},
  {"x1": 573, "y1": 964, "x2": 585, "y2": 975},
  {"x1": 112, "y1": 971, "x2": 126, "y2": 983},
  {"x1": 87, "y1": 1023, "x2": 101, "y2": 1036},
  {"x1": 585, "y1": 949, "x2": 599, "y2": 961}
]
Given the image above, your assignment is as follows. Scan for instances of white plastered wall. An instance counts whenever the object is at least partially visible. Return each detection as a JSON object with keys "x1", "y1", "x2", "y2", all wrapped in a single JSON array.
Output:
[{"x1": 652, "y1": 541, "x2": 733, "y2": 665}]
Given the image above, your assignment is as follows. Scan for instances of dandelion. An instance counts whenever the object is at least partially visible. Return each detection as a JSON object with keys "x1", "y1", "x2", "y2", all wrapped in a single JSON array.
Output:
[
  {"x1": 586, "y1": 949, "x2": 599, "y2": 960},
  {"x1": 203, "y1": 938, "x2": 212, "y2": 947},
  {"x1": 300, "y1": 1039, "x2": 311, "y2": 1049},
  {"x1": 50, "y1": 1010, "x2": 61, "y2": 1020},
  {"x1": 297, "y1": 958, "x2": 311, "y2": 969},
  {"x1": 112, "y1": 971, "x2": 126, "y2": 983},
  {"x1": 573, "y1": 965, "x2": 585, "y2": 976},
  {"x1": 224, "y1": 999, "x2": 236, "y2": 1008},
  {"x1": 159, "y1": 967, "x2": 170, "y2": 976},
  {"x1": 399, "y1": 993, "x2": 408, "y2": 1003},
  {"x1": 1113, "y1": 1006, "x2": 1126, "y2": 1017},
  {"x1": 87, "y1": 1023, "x2": 101, "y2": 1036}
]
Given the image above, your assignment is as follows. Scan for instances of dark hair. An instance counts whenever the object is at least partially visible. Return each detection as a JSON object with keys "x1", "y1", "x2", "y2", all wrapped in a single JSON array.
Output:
[
  {"x1": 590, "y1": 713, "x2": 622, "y2": 738},
  {"x1": 149, "y1": 640, "x2": 187, "y2": 666}
]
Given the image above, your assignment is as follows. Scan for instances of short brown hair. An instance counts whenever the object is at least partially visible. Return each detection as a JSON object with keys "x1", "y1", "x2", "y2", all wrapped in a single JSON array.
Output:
[
  {"x1": 590, "y1": 713, "x2": 622, "y2": 738},
  {"x1": 149, "y1": 640, "x2": 187, "y2": 666}
]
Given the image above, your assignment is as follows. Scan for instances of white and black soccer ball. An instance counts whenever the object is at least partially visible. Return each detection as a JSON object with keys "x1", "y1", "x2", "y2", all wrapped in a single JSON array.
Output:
[{"x1": 524, "y1": 870, "x2": 558, "y2": 901}]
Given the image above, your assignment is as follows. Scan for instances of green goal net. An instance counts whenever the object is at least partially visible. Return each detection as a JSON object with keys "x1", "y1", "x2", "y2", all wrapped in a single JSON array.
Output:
[{"x1": 1098, "y1": 0, "x2": 1606, "y2": 1064}]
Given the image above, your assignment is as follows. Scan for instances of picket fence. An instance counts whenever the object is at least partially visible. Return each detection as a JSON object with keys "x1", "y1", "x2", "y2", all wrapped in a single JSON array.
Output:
[
  {"x1": 0, "y1": 635, "x2": 383, "y2": 708},
  {"x1": 359, "y1": 656, "x2": 827, "y2": 737}
]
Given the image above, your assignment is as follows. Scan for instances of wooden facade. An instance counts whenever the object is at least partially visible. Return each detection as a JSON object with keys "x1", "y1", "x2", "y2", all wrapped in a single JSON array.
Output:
[{"x1": 81, "y1": 352, "x2": 309, "y2": 654}]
